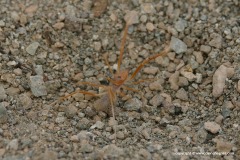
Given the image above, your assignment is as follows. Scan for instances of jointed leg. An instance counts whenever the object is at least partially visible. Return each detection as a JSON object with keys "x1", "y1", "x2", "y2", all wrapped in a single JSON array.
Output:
[
  {"x1": 121, "y1": 85, "x2": 140, "y2": 93},
  {"x1": 117, "y1": 24, "x2": 129, "y2": 72},
  {"x1": 129, "y1": 46, "x2": 170, "y2": 80}
]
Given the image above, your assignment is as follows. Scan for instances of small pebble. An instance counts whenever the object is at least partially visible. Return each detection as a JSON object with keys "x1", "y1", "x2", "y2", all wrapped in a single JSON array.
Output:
[
  {"x1": 7, "y1": 139, "x2": 18, "y2": 151},
  {"x1": 124, "y1": 10, "x2": 139, "y2": 25},
  {"x1": 19, "y1": 93, "x2": 32, "y2": 109},
  {"x1": 140, "y1": 15, "x2": 147, "y2": 23},
  {"x1": 193, "y1": 51, "x2": 204, "y2": 64},
  {"x1": 94, "y1": 41, "x2": 102, "y2": 52},
  {"x1": 175, "y1": 88, "x2": 188, "y2": 101},
  {"x1": 174, "y1": 19, "x2": 187, "y2": 32},
  {"x1": 143, "y1": 66, "x2": 158, "y2": 75},
  {"x1": 90, "y1": 121, "x2": 105, "y2": 130},
  {"x1": 124, "y1": 98, "x2": 142, "y2": 111},
  {"x1": 180, "y1": 70, "x2": 196, "y2": 82},
  {"x1": 80, "y1": 140, "x2": 93, "y2": 153},
  {"x1": 77, "y1": 131, "x2": 93, "y2": 142},
  {"x1": 53, "y1": 22, "x2": 64, "y2": 30},
  {"x1": 146, "y1": 22, "x2": 155, "y2": 31},
  {"x1": 6, "y1": 87, "x2": 20, "y2": 96},
  {"x1": 149, "y1": 94, "x2": 163, "y2": 106},
  {"x1": 169, "y1": 71, "x2": 179, "y2": 90},
  {"x1": 178, "y1": 76, "x2": 189, "y2": 87},
  {"x1": 55, "y1": 116, "x2": 65, "y2": 124},
  {"x1": 204, "y1": 121, "x2": 221, "y2": 134},
  {"x1": 116, "y1": 131, "x2": 125, "y2": 140},
  {"x1": 30, "y1": 75, "x2": 47, "y2": 97},
  {"x1": 77, "y1": 118, "x2": 90, "y2": 130},
  {"x1": 0, "y1": 86, "x2": 7, "y2": 100},
  {"x1": 221, "y1": 106, "x2": 231, "y2": 119},
  {"x1": 214, "y1": 139, "x2": 233, "y2": 152},
  {"x1": 34, "y1": 65, "x2": 43, "y2": 75},
  {"x1": 0, "y1": 103, "x2": 8, "y2": 124},
  {"x1": 149, "y1": 80, "x2": 162, "y2": 91},
  {"x1": 110, "y1": 13, "x2": 117, "y2": 22},
  {"x1": 13, "y1": 68, "x2": 22, "y2": 75},
  {"x1": 11, "y1": 11, "x2": 20, "y2": 22},
  {"x1": 195, "y1": 73, "x2": 203, "y2": 83},
  {"x1": 212, "y1": 65, "x2": 234, "y2": 97},
  {"x1": 141, "y1": 3, "x2": 156, "y2": 13},
  {"x1": 209, "y1": 33, "x2": 222, "y2": 49},
  {"x1": 64, "y1": 104, "x2": 78, "y2": 118},
  {"x1": 215, "y1": 115, "x2": 224, "y2": 124},
  {"x1": 25, "y1": 4, "x2": 38, "y2": 14},
  {"x1": 224, "y1": 101, "x2": 234, "y2": 109},
  {"x1": 170, "y1": 36, "x2": 187, "y2": 54},
  {"x1": 26, "y1": 42, "x2": 40, "y2": 55},
  {"x1": 139, "y1": 148, "x2": 151, "y2": 159},
  {"x1": 200, "y1": 45, "x2": 211, "y2": 53},
  {"x1": 142, "y1": 129, "x2": 151, "y2": 140},
  {"x1": 7, "y1": 61, "x2": 17, "y2": 66}
]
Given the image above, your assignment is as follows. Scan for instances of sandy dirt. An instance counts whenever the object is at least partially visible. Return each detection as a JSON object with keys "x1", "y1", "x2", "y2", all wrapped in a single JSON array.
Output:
[{"x1": 0, "y1": 0, "x2": 239, "y2": 159}]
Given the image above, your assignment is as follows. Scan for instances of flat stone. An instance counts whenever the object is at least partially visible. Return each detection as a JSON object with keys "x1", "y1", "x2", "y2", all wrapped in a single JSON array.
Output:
[
  {"x1": 212, "y1": 65, "x2": 234, "y2": 97},
  {"x1": 209, "y1": 33, "x2": 222, "y2": 49},
  {"x1": 174, "y1": 19, "x2": 187, "y2": 32},
  {"x1": 64, "y1": 104, "x2": 78, "y2": 118},
  {"x1": 204, "y1": 121, "x2": 221, "y2": 134},
  {"x1": 176, "y1": 88, "x2": 188, "y2": 101},
  {"x1": 19, "y1": 93, "x2": 32, "y2": 109},
  {"x1": 141, "y1": 3, "x2": 156, "y2": 13},
  {"x1": 30, "y1": 75, "x2": 47, "y2": 97},
  {"x1": 26, "y1": 42, "x2": 40, "y2": 55},
  {"x1": 124, "y1": 10, "x2": 139, "y2": 25},
  {"x1": 200, "y1": 45, "x2": 211, "y2": 53},
  {"x1": 215, "y1": 139, "x2": 233, "y2": 153},
  {"x1": 53, "y1": 22, "x2": 64, "y2": 30},
  {"x1": 7, "y1": 61, "x2": 17, "y2": 66},
  {"x1": 143, "y1": 66, "x2": 158, "y2": 75},
  {"x1": 149, "y1": 94, "x2": 164, "y2": 106},
  {"x1": 146, "y1": 22, "x2": 155, "y2": 31},
  {"x1": 6, "y1": 87, "x2": 20, "y2": 96},
  {"x1": 13, "y1": 68, "x2": 22, "y2": 75},
  {"x1": 7, "y1": 139, "x2": 18, "y2": 151},
  {"x1": 124, "y1": 98, "x2": 142, "y2": 111},
  {"x1": 170, "y1": 36, "x2": 187, "y2": 54},
  {"x1": 34, "y1": 65, "x2": 43, "y2": 75},
  {"x1": 149, "y1": 80, "x2": 162, "y2": 91},
  {"x1": 178, "y1": 76, "x2": 189, "y2": 87}
]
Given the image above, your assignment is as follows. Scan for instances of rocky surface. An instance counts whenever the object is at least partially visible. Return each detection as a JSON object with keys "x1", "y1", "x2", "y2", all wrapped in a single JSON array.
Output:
[{"x1": 0, "y1": 0, "x2": 239, "y2": 160}]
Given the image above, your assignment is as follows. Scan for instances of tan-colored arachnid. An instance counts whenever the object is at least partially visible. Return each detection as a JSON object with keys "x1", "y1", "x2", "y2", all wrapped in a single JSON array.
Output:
[{"x1": 51, "y1": 22, "x2": 170, "y2": 138}]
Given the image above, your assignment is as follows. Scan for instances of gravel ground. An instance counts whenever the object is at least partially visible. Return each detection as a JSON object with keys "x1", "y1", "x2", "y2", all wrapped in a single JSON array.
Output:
[{"x1": 0, "y1": 0, "x2": 240, "y2": 160}]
